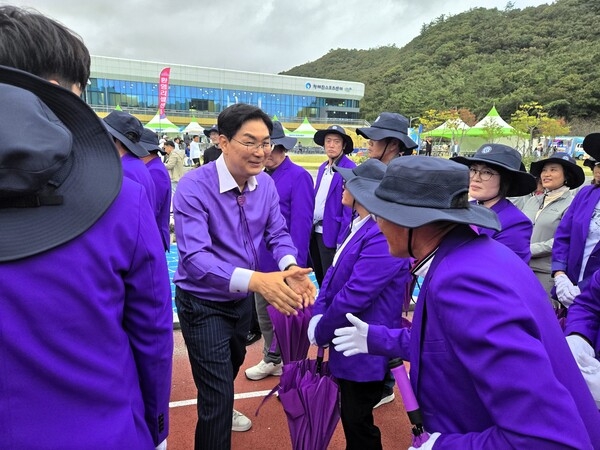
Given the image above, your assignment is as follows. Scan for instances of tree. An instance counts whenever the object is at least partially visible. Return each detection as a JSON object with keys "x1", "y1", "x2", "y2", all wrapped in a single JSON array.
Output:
[
  {"x1": 510, "y1": 102, "x2": 548, "y2": 155},
  {"x1": 538, "y1": 117, "x2": 570, "y2": 143}
]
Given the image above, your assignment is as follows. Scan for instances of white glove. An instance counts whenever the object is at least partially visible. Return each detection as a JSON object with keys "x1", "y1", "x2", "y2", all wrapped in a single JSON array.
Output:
[
  {"x1": 578, "y1": 354, "x2": 600, "y2": 409},
  {"x1": 408, "y1": 432, "x2": 441, "y2": 449},
  {"x1": 555, "y1": 274, "x2": 581, "y2": 306},
  {"x1": 155, "y1": 439, "x2": 167, "y2": 450},
  {"x1": 566, "y1": 334, "x2": 596, "y2": 362},
  {"x1": 307, "y1": 314, "x2": 323, "y2": 346},
  {"x1": 332, "y1": 313, "x2": 369, "y2": 357}
]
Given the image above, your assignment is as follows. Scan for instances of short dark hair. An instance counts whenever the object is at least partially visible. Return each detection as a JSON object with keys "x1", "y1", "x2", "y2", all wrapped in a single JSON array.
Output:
[
  {"x1": 218, "y1": 103, "x2": 273, "y2": 140},
  {"x1": 0, "y1": 6, "x2": 90, "y2": 90},
  {"x1": 164, "y1": 141, "x2": 175, "y2": 148}
]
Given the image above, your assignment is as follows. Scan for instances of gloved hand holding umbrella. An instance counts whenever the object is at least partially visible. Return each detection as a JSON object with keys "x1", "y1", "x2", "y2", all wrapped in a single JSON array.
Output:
[{"x1": 334, "y1": 313, "x2": 440, "y2": 449}]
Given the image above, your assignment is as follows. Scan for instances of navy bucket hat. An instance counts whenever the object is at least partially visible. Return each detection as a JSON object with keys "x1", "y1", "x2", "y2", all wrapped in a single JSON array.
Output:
[
  {"x1": 203, "y1": 124, "x2": 218, "y2": 138},
  {"x1": 270, "y1": 121, "x2": 297, "y2": 150},
  {"x1": 103, "y1": 110, "x2": 149, "y2": 157},
  {"x1": 451, "y1": 143, "x2": 537, "y2": 196},
  {"x1": 345, "y1": 156, "x2": 500, "y2": 231},
  {"x1": 333, "y1": 158, "x2": 387, "y2": 183},
  {"x1": 356, "y1": 112, "x2": 418, "y2": 154},
  {"x1": 0, "y1": 65, "x2": 122, "y2": 262}
]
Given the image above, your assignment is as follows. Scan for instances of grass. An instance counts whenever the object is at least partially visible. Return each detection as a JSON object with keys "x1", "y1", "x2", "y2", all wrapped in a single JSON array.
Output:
[{"x1": 288, "y1": 153, "x2": 367, "y2": 171}]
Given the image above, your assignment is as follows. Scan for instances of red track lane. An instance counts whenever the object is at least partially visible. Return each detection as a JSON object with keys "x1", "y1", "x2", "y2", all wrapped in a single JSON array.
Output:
[{"x1": 169, "y1": 329, "x2": 414, "y2": 449}]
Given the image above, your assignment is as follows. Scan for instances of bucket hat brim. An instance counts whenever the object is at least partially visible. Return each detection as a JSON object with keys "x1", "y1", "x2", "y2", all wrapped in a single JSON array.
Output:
[
  {"x1": 356, "y1": 127, "x2": 418, "y2": 150},
  {"x1": 333, "y1": 159, "x2": 387, "y2": 183},
  {"x1": 452, "y1": 153, "x2": 537, "y2": 197},
  {"x1": 0, "y1": 65, "x2": 122, "y2": 262},
  {"x1": 346, "y1": 176, "x2": 500, "y2": 231},
  {"x1": 530, "y1": 153, "x2": 585, "y2": 189},
  {"x1": 203, "y1": 125, "x2": 218, "y2": 138},
  {"x1": 103, "y1": 120, "x2": 149, "y2": 158}
]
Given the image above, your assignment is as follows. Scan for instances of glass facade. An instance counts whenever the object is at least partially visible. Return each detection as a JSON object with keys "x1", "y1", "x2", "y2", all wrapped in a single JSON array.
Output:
[{"x1": 87, "y1": 56, "x2": 365, "y2": 124}]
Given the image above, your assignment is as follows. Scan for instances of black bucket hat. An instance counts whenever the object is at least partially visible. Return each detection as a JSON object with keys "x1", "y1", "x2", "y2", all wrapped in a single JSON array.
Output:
[
  {"x1": 271, "y1": 121, "x2": 297, "y2": 150},
  {"x1": 530, "y1": 152, "x2": 585, "y2": 189},
  {"x1": 140, "y1": 128, "x2": 165, "y2": 154},
  {"x1": 333, "y1": 158, "x2": 387, "y2": 183},
  {"x1": 314, "y1": 125, "x2": 354, "y2": 155},
  {"x1": 345, "y1": 156, "x2": 500, "y2": 231},
  {"x1": 583, "y1": 133, "x2": 600, "y2": 161},
  {"x1": 451, "y1": 143, "x2": 537, "y2": 196},
  {"x1": 0, "y1": 65, "x2": 122, "y2": 262},
  {"x1": 103, "y1": 110, "x2": 149, "y2": 157},
  {"x1": 356, "y1": 112, "x2": 418, "y2": 154},
  {"x1": 203, "y1": 124, "x2": 218, "y2": 138}
]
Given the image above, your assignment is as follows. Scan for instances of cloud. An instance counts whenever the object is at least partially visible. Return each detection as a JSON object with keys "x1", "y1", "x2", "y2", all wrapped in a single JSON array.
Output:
[{"x1": 8, "y1": 0, "x2": 550, "y2": 73}]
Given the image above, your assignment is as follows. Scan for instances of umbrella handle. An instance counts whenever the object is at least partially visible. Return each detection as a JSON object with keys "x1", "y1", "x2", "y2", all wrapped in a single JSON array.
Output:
[
  {"x1": 316, "y1": 346, "x2": 325, "y2": 374},
  {"x1": 389, "y1": 358, "x2": 425, "y2": 431}
]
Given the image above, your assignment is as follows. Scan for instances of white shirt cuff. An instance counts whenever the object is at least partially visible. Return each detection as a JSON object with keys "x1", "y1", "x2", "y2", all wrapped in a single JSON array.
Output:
[
  {"x1": 230, "y1": 268, "x2": 254, "y2": 294},
  {"x1": 279, "y1": 255, "x2": 297, "y2": 271}
]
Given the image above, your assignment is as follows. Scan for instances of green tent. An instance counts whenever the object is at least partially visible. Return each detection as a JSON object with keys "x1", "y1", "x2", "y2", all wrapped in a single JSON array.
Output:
[
  {"x1": 422, "y1": 118, "x2": 470, "y2": 139},
  {"x1": 466, "y1": 106, "x2": 520, "y2": 138}
]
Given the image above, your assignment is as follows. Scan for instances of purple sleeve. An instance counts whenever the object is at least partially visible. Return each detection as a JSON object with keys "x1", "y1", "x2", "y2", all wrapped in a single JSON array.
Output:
[
  {"x1": 565, "y1": 269, "x2": 600, "y2": 348},
  {"x1": 552, "y1": 192, "x2": 577, "y2": 275},
  {"x1": 288, "y1": 170, "x2": 315, "y2": 267}
]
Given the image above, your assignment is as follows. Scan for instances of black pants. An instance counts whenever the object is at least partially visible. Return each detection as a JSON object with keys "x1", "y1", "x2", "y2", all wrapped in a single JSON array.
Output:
[
  {"x1": 175, "y1": 288, "x2": 252, "y2": 450},
  {"x1": 338, "y1": 378, "x2": 385, "y2": 450},
  {"x1": 309, "y1": 231, "x2": 336, "y2": 286}
]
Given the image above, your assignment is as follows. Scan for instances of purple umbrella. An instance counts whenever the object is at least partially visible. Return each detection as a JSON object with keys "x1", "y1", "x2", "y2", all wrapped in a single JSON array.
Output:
[
  {"x1": 389, "y1": 358, "x2": 430, "y2": 448},
  {"x1": 278, "y1": 347, "x2": 340, "y2": 450},
  {"x1": 267, "y1": 304, "x2": 313, "y2": 364}
]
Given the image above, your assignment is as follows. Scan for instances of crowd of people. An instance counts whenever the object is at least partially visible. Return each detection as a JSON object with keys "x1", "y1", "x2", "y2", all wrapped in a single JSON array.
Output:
[{"x1": 2, "y1": 5, "x2": 600, "y2": 450}]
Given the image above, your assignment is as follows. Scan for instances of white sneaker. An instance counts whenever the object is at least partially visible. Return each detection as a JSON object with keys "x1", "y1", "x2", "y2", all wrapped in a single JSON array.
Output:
[
  {"x1": 232, "y1": 409, "x2": 252, "y2": 432},
  {"x1": 245, "y1": 360, "x2": 283, "y2": 381},
  {"x1": 373, "y1": 392, "x2": 395, "y2": 409}
]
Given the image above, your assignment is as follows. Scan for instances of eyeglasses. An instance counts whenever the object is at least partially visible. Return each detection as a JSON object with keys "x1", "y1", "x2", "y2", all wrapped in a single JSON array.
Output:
[
  {"x1": 230, "y1": 137, "x2": 272, "y2": 151},
  {"x1": 469, "y1": 167, "x2": 499, "y2": 181}
]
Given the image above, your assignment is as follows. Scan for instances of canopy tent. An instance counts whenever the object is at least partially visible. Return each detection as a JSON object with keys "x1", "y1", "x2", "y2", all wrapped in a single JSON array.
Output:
[
  {"x1": 182, "y1": 120, "x2": 205, "y2": 135},
  {"x1": 466, "y1": 106, "x2": 520, "y2": 138},
  {"x1": 288, "y1": 117, "x2": 318, "y2": 139},
  {"x1": 144, "y1": 112, "x2": 181, "y2": 134},
  {"x1": 287, "y1": 117, "x2": 319, "y2": 146},
  {"x1": 422, "y1": 118, "x2": 470, "y2": 139}
]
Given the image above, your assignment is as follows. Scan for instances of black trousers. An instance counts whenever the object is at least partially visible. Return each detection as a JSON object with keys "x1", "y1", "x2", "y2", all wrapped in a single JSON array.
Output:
[
  {"x1": 338, "y1": 378, "x2": 385, "y2": 450},
  {"x1": 175, "y1": 287, "x2": 252, "y2": 450},
  {"x1": 309, "y1": 231, "x2": 336, "y2": 286}
]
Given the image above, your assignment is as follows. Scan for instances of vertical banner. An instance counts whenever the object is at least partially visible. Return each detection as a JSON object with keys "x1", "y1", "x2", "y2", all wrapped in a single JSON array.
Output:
[{"x1": 158, "y1": 67, "x2": 171, "y2": 117}]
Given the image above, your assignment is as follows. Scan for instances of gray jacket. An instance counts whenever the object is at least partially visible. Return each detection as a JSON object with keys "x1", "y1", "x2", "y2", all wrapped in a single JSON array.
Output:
[{"x1": 521, "y1": 190, "x2": 574, "y2": 275}]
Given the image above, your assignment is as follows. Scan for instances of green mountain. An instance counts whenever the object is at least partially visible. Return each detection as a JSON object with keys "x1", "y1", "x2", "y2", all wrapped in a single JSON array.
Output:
[{"x1": 281, "y1": 0, "x2": 600, "y2": 124}]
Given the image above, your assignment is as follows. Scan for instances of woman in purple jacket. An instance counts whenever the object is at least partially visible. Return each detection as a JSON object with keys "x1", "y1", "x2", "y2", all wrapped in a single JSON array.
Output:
[
  {"x1": 453, "y1": 143, "x2": 536, "y2": 263},
  {"x1": 308, "y1": 159, "x2": 412, "y2": 450},
  {"x1": 552, "y1": 133, "x2": 600, "y2": 306}
]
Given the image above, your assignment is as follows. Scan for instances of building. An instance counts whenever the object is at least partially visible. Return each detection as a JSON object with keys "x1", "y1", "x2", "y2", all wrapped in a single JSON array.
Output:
[{"x1": 86, "y1": 56, "x2": 365, "y2": 128}]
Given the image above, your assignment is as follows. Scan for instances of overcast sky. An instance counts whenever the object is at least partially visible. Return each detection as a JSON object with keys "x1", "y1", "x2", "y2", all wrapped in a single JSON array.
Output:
[{"x1": 7, "y1": 0, "x2": 551, "y2": 74}]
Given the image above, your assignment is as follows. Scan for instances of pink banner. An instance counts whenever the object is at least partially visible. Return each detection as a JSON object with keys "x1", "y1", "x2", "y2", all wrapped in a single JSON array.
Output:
[{"x1": 158, "y1": 67, "x2": 171, "y2": 117}]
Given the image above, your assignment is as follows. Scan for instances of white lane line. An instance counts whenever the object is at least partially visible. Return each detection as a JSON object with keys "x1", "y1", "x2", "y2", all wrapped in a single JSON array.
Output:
[{"x1": 170, "y1": 390, "x2": 273, "y2": 408}]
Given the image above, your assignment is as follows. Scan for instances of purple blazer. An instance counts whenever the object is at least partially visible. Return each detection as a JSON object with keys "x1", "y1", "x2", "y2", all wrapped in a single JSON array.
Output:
[
  {"x1": 367, "y1": 227, "x2": 600, "y2": 448},
  {"x1": 314, "y1": 155, "x2": 356, "y2": 248},
  {"x1": 257, "y1": 156, "x2": 314, "y2": 271},
  {"x1": 313, "y1": 219, "x2": 412, "y2": 382},
  {"x1": 476, "y1": 198, "x2": 532, "y2": 263},
  {"x1": 552, "y1": 184, "x2": 600, "y2": 291},
  {"x1": 0, "y1": 178, "x2": 173, "y2": 449},
  {"x1": 122, "y1": 152, "x2": 157, "y2": 214},
  {"x1": 566, "y1": 268, "x2": 600, "y2": 353},
  {"x1": 146, "y1": 156, "x2": 172, "y2": 251}
]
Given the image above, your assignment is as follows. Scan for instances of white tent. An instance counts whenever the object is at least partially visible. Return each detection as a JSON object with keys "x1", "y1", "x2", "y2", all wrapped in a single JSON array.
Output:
[
  {"x1": 183, "y1": 120, "x2": 205, "y2": 135},
  {"x1": 287, "y1": 117, "x2": 318, "y2": 138},
  {"x1": 145, "y1": 112, "x2": 181, "y2": 134},
  {"x1": 466, "y1": 106, "x2": 518, "y2": 137}
]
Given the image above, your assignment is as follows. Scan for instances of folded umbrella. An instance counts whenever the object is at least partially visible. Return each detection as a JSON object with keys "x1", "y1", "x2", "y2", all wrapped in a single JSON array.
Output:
[
  {"x1": 267, "y1": 305, "x2": 312, "y2": 364},
  {"x1": 278, "y1": 347, "x2": 340, "y2": 450}
]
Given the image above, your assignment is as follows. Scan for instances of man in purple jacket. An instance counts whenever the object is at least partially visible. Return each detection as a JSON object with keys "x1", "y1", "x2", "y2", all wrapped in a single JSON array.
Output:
[
  {"x1": 333, "y1": 156, "x2": 600, "y2": 449},
  {"x1": 245, "y1": 121, "x2": 315, "y2": 380},
  {"x1": 0, "y1": 7, "x2": 173, "y2": 449},
  {"x1": 311, "y1": 125, "x2": 356, "y2": 284},
  {"x1": 141, "y1": 128, "x2": 172, "y2": 251},
  {"x1": 173, "y1": 104, "x2": 316, "y2": 449}
]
